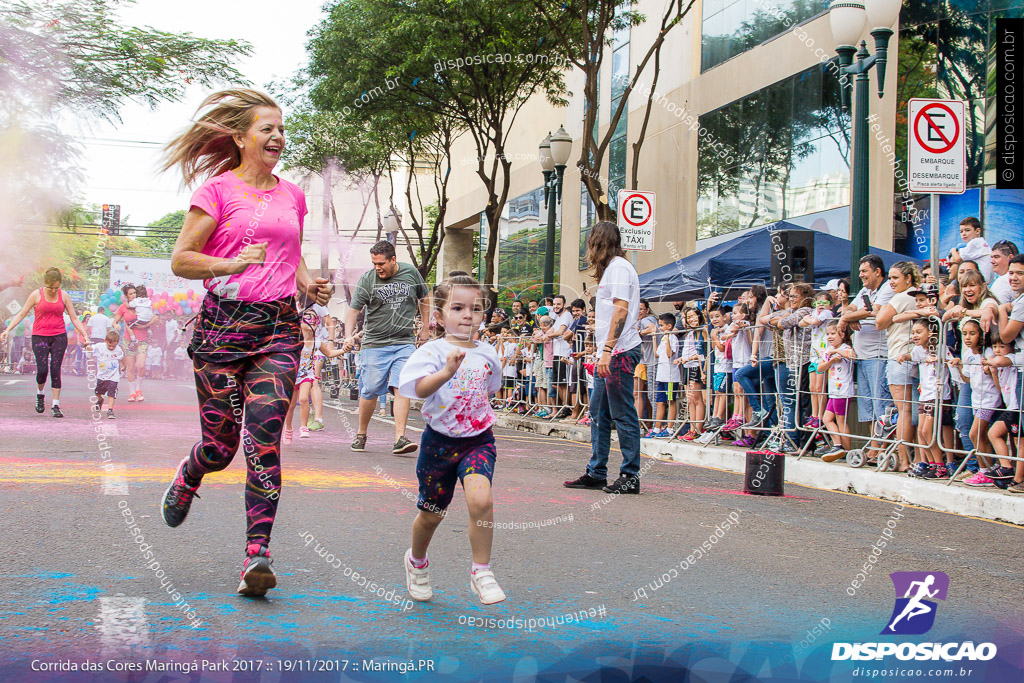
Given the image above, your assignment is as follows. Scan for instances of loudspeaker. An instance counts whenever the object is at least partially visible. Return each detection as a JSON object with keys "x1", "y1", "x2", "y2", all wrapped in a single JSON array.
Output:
[{"x1": 770, "y1": 230, "x2": 815, "y2": 287}]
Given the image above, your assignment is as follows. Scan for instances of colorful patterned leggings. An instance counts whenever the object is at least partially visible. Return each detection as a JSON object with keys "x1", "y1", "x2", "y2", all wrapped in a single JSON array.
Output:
[
  {"x1": 32, "y1": 334, "x2": 68, "y2": 389},
  {"x1": 184, "y1": 350, "x2": 299, "y2": 549}
]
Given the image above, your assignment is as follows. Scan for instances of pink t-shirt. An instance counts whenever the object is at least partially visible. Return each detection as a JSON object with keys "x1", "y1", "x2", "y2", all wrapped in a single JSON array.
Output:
[{"x1": 190, "y1": 171, "x2": 307, "y2": 302}]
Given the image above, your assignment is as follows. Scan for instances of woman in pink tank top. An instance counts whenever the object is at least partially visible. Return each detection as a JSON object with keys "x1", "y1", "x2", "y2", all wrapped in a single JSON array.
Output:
[{"x1": 1, "y1": 267, "x2": 91, "y2": 417}]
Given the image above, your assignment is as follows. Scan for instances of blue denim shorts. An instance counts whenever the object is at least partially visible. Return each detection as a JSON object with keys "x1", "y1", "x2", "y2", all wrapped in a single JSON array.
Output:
[
  {"x1": 358, "y1": 344, "x2": 413, "y2": 400},
  {"x1": 886, "y1": 359, "x2": 918, "y2": 386}
]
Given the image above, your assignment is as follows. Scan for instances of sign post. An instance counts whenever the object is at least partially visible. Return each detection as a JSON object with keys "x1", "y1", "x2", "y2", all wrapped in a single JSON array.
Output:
[
  {"x1": 908, "y1": 98, "x2": 966, "y2": 195},
  {"x1": 616, "y1": 190, "x2": 655, "y2": 251}
]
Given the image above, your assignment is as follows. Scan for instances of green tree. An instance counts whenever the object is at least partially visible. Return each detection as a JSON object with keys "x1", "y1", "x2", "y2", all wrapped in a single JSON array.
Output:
[
  {"x1": 138, "y1": 210, "x2": 186, "y2": 255},
  {"x1": 306, "y1": 0, "x2": 574, "y2": 303}
]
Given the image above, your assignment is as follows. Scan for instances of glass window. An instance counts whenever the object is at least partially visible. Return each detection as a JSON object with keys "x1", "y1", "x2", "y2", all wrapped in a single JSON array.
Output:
[
  {"x1": 701, "y1": 0, "x2": 828, "y2": 71},
  {"x1": 611, "y1": 47, "x2": 629, "y2": 100},
  {"x1": 487, "y1": 187, "x2": 561, "y2": 297}
]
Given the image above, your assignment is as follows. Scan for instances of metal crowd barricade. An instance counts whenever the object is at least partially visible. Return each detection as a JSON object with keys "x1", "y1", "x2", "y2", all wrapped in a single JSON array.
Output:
[{"x1": 793, "y1": 316, "x2": 945, "y2": 471}]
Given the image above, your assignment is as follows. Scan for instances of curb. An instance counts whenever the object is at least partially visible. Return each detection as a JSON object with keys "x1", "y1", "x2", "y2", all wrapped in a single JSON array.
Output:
[{"x1": 492, "y1": 414, "x2": 1024, "y2": 526}]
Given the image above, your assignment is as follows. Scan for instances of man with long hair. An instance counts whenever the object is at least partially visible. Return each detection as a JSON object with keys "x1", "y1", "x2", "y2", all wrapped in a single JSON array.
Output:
[{"x1": 564, "y1": 222, "x2": 644, "y2": 494}]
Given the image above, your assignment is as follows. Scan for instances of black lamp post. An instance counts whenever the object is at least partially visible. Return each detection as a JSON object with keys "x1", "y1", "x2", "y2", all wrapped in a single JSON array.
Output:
[
  {"x1": 829, "y1": 0, "x2": 901, "y2": 292},
  {"x1": 539, "y1": 126, "x2": 572, "y2": 299}
]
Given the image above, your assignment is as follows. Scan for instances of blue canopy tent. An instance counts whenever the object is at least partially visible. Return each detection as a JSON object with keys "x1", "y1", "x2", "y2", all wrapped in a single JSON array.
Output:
[{"x1": 639, "y1": 223, "x2": 912, "y2": 301}]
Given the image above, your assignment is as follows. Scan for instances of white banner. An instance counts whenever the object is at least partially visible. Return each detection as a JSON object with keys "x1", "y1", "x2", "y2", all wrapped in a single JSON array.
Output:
[{"x1": 108, "y1": 256, "x2": 204, "y2": 296}]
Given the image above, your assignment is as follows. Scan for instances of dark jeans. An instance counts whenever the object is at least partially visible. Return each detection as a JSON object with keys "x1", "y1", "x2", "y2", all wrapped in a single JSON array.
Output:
[
  {"x1": 734, "y1": 359, "x2": 778, "y2": 426},
  {"x1": 32, "y1": 334, "x2": 68, "y2": 389},
  {"x1": 587, "y1": 345, "x2": 642, "y2": 480},
  {"x1": 775, "y1": 361, "x2": 812, "y2": 448}
]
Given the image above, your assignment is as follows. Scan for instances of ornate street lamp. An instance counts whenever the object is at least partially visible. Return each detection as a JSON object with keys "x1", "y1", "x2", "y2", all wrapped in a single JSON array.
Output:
[{"x1": 539, "y1": 126, "x2": 572, "y2": 299}]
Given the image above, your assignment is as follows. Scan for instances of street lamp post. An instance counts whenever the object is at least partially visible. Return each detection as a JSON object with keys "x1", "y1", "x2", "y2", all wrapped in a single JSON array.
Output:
[
  {"x1": 829, "y1": 0, "x2": 901, "y2": 292},
  {"x1": 539, "y1": 126, "x2": 573, "y2": 299},
  {"x1": 383, "y1": 208, "x2": 401, "y2": 247}
]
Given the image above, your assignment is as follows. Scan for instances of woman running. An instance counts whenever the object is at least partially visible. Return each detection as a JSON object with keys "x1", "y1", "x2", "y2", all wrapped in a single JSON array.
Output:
[
  {"x1": 113, "y1": 284, "x2": 156, "y2": 402},
  {"x1": 1, "y1": 267, "x2": 91, "y2": 417},
  {"x1": 158, "y1": 89, "x2": 332, "y2": 597}
]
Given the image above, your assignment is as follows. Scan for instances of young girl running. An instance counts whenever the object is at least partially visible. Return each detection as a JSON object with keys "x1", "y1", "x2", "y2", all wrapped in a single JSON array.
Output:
[
  {"x1": 818, "y1": 320, "x2": 855, "y2": 461},
  {"x1": 284, "y1": 309, "x2": 345, "y2": 443},
  {"x1": 397, "y1": 275, "x2": 506, "y2": 605}
]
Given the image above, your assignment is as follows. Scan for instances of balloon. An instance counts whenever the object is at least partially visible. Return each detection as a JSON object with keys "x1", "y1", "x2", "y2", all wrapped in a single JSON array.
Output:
[
  {"x1": 187, "y1": 289, "x2": 194, "y2": 297},
  {"x1": 106, "y1": 288, "x2": 114, "y2": 296},
  {"x1": 108, "y1": 304, "x2": 116, "y2": 313}
]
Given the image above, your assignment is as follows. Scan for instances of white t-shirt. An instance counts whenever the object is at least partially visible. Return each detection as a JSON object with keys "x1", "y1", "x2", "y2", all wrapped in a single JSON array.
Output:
[
  {"x1": 851, "y1": 281, "x2": 894, "y2": 360},
  {"x1": 962, "y1": 348, "x2": 1001, "y2": 410},
  {"x1": 87, "y1": 312, "x2": 112, "y2": 340},
  {"x1": 712, "y1": 326, "x2": 731, "y2": 373},
  {"x1": 398, "y1": 338, "x2": 501, "y2": 437},
  {"x1": 129, "y1": 297, "x2": 154, "y2": 323},
  {"x1": 92, "y1": 344, "x2": 124, "y2": 382},
  {"x1": 594, "y1": 256, "x2": 641, "y2": 354},
  {"x1": 729, "y1": 323, "x2": 752, "y2": 367},
  {"x1": 500, "y1": 339, "x2": 518, "y2": 378},
  {"x1": 551, "y1": 309, "x2": 574, "y2": 357},
  {"x1": 1011, "y1": 293, "x2": 1024, "y2": 352},
  {"x1": 165, "y1": 319, "x2": 180, "y2": 344},
  {"x1": 173, "y1": 347, "x2": 187, "y2": 361},
  {"x1": 146, "y1": 345, "x2": 162, "y2": 366},
  {"x1": 996, "y1": 354, "x2": 1022, "y2": 411},
  {"x1": 825, "y1": 344, "x2": 855, "y2": 398},
  {"x1": 681, "y1": 330, "x2": 702, "y2": 368},
  {"x1": 809, "y1": 309, "x2": 834, "y2": 363},
  {"x1": 990, "y1": 273, "x2": 1014, "y2": 303},
  {"x1": 959, "y1": 236, "x2": 993, "y2": 282},
  {"x1": 912, "y1": 345, "x2": 951, "y2": 402},
  {"x1": 656, "y1": 334, "x2": 681, "y2": 383}
]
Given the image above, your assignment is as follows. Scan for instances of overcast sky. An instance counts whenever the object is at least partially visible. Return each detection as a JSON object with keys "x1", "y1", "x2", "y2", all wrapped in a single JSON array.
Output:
[{"x1": 70, "y1": 0, "x2": 328, "y2": 226}]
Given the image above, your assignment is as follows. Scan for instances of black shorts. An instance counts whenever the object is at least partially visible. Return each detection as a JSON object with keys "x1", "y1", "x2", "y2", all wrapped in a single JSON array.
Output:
[
  {"x1": 95, "y1": 380, "x2": 118, "y2": 398},
  {"x1": 683, "y1": 366, "x2": 704, "y2": 386},
  {"x1": 990, "y1": 410, "x2": 1020, "y2": 435},
  {"x1": 552, "y1": 358, "x2": 570, "y2": 385},
  {"x1": 502, "y1": 376, "x2": 516, "y2": 389}
]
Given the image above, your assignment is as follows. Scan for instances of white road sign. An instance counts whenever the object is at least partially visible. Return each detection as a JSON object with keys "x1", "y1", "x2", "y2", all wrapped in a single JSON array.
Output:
[
  {"x1": 908, "y1": 98, "x2": 966, "y2": 194},
  {"x1": 7, "y1": 301, "x2": 20, "y2": 315},
  {"x1": 616, "y1": 190, "x2": 655, "y2": 251}
]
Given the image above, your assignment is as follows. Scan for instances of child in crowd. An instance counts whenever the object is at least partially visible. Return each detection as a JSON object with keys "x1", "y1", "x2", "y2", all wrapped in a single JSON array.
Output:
[
  {"x1": 677, "y1": 307, "x2": 707, "y2": 441},
  {"x1": 721, "y1": 302, "x2": 752, "y2": 440},
  {"x1": 91, "y1": 330, "x2": 126, "y2": 419},
  {"x1": 802, "y1": 293, "x2": 835, "y2": 429},
  {"x1": 982, "y1": 338, "x2": 1021, "y2": 488},
  {"x1": 145, "y1": 343, "x2": 162, "y2": 379},
  {"x1": 397, "y1": 274, "x2": 505, "y2": 605},
  {"x1": 515, "y1": 332, "x2": 534, "y2": 413},
  {"x1": 900, "y1": 319, "x2": 951, "y2": 477},
  {"x1": 954, "y1": 320, "x2": 1001, "y2": 486},
  {"x1": 950, "y1": 217, "x2": 992, "y2": 282},
  {"x1": 533, "y1": 316, "x2": 554, "y2": 417},
  {"x1": 818, "y1": 320, "x2": 855, "y2": 461},
  {"x1": 128, "y1": 286, "x2": 154, "y2": 326},
  {"x1": 498, "y1": 327, "x2": 519, "y2": 401},
  {"x1": 284, "y1": 309, "x2": 345, "y2": 443},
  {"x1": 579, "y1": 338, "x2": 596, "y2": 426},
  {"x1": 648, "y1": 313, "x2": 680, "y2": 438},
  {"x1": 173, "y1": 342, "x2": 187, "y2": 380},
  {"x1": 706, "y1": 307, "x2": 731, "y2": 433}
]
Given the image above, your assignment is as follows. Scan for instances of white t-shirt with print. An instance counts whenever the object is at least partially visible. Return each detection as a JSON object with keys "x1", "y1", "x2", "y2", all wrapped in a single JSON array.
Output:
[
  {"x1": 500, "y1": 339, "x2": 518, "y2": 378},
  {"x1": 997, "y1": 353, "x2": 1022, "y2": 412},
  {"x1": 656, "y1": 334, "x2": 681, "y2": 383},
  {"x1": 809, "y1": 309, "x2": 834, "y2": 363},
  {"x1": 594, "y1": 256, "x2": 641, "y2": 353},
  {"x1": 712, "y1": 326, "x2": 732, "y2": 374},
  {"x1": 91, "y1": 344, "x2": 124, "y2": 382},
  {"x1": 912, "y1": 345, "x2": 951, "y2": 403},
  {"x1": 398, "y1": 338, "x2": 502, "y2": 438},
  {"x1": 825, "y1": 344, "x2": 855, "y2": 398}
]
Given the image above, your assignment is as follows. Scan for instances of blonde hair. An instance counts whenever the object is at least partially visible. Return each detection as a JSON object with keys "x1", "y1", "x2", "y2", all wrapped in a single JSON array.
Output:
[
  {"x1": 890, "y1": 261, "x2": 922, "y2": 288},
  {"x1": 163, "y1": 89, "x2": 280, "y2": 186}
]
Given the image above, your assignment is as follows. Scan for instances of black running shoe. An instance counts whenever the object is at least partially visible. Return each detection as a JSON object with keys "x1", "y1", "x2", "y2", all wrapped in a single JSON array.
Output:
[
  {"x1": 51, "y1": 405, "x2": 63, "y2": 418},
  {"x1": 161, "y1": 457, "x2": 200, "y2": 527},
  {"x1": 237, "y1": 544, "x2": 276, "y2": 597},
  {"x1": 602, "y1": 474, "x2": 640, "y2": 495},
  {"x1": 35, "y1": 394, "x2": 44, "y2": 413},
  {"x1": 563, "y1": 473, "x2": 607, "y2": 489}
]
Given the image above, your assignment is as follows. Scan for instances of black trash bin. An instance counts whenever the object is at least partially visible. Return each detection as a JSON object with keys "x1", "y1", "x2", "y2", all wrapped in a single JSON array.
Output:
[{"x1": 743, "y1": 450, "x2": 785, "y2": 496}]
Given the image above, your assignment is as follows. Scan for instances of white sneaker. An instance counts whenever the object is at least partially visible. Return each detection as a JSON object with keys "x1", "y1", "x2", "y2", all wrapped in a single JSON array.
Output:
[
  {"x1": 696, "y1": 431, "x2": 716, "y2": 445},
  {"x1": 404, "y1": 549, "x2": 432, "y2": 601},
  {"x1": 470, "y1": 568, "x2": 506, "y2": 605}
]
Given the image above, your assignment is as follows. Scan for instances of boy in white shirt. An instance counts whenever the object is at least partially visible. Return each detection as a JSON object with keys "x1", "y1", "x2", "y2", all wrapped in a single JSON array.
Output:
[
  {"x1": 91, "y1": 330, "x2": 126, "y2": 419},
  {"x1": 145, "y1": 344, "x2": 162, "y2": 379},
  {"x1": 128, "y1": 285, "x2": 155, "y2": 325},
  {"x1": 950, "y1": 216, "x2": 992, "y2": 283}
]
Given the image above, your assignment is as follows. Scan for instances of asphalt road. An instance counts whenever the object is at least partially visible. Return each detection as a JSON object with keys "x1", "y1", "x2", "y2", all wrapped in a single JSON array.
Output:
[{"x1": 0, "y1": 373, "x2": 1021, "y2": 682}]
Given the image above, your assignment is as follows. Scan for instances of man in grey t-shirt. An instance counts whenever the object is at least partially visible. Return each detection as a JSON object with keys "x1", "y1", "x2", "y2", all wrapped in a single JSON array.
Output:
[
  {"x1": 343, "y1": 241, "x2": 430, "y2": 455},
  {"x1": 839, "y1": 254, "x2": 894, "y2": 424}
]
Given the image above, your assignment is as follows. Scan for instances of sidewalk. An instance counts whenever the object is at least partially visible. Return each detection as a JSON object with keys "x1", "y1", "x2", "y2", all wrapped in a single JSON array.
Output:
[{"x1": 492, "y1": 413, "x2": 1024, "y2": 526}]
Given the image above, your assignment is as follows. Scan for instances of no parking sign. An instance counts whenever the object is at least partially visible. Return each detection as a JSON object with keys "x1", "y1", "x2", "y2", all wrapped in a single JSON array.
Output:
[
  {"x1": 616, "y1": 190, "x2": 655, "y2": 251},
  {"x1": 909, "y1": 98, "x2": 966, "y2": 194}
]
